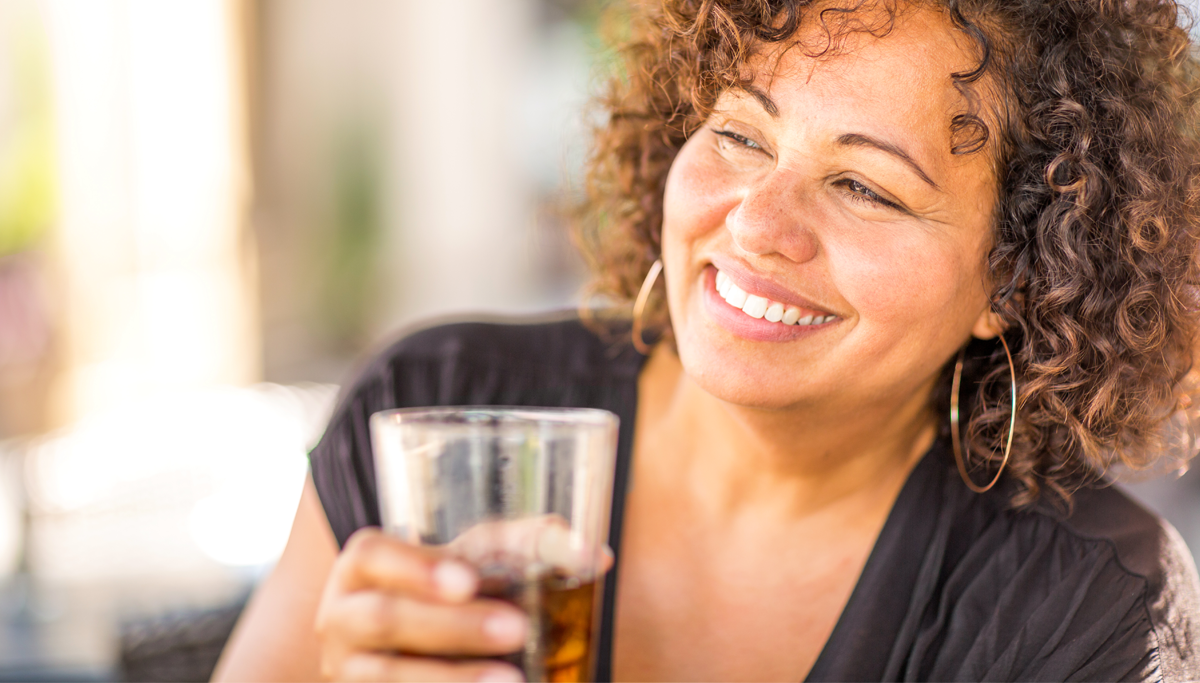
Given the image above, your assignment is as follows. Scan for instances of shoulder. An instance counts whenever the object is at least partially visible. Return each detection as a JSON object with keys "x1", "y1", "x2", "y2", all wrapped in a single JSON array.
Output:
[
  {"x1": 325, "y1": 308, "x2": 644, "y2": 442},
  {"x1": 933, "y1": 472, "x2": 1200, "y2": 682},
  {"x1": 357, "y1": 311, "x2": 641, "y2": 387},
  {"x1": 329, "y1": 311, "x2": 641, "y2": 419},
  {"x1": 308, "y1": 311, "x2": 643, "y2": 547},
  {"x1": 1031, "y1": 484, "x2": 1200, "y2": 682}
]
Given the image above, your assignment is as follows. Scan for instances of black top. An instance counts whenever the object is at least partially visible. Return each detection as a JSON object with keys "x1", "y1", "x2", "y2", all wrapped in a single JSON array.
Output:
[{"x1": 309, "y1": 315, "x2": 1200, "y2": 682}]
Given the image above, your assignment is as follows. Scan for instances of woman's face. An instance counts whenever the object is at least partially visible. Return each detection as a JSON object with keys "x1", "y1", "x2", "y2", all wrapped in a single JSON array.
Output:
[{"x1": 662, "y1": 6, "x2": 1000, "y2": 413}]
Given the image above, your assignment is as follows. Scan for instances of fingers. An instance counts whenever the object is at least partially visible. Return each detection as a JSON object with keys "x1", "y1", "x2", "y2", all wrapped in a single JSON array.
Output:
[
  {"x1": 537, "y1": 534, "x2": 615, "y2": 575},
  {"x1": 449, "y1": 516, "x2": 610, "y2": 577},
  {"x1": 318, "y1": 526, "x2": 604, "y2": 681},
  {"x1": 320, "y1": 592, "x2": 527, "y2": 655},
  {"x1": 318, "y1": 528, "x2": 531, "y2": 671},
  {"x1": 338, "y1": 528, "x2": 478, "y2": 603},
  {"x1": 337, "y1": 654, "x2": 523, "y2": 683},
  {"x1": 598, "y1": 544, "x2": 615, "y2": 573}
]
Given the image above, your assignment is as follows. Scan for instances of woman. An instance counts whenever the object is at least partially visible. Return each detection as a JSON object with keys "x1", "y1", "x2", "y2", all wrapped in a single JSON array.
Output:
[{"x1": 215, "y1": 0, "x2": 1200, "y2": 680}]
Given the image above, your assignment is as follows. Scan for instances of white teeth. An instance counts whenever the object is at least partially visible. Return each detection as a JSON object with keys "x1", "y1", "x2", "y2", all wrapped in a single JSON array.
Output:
[
  {"x1": 725, "y1": 283, "x2": 748, "y2": 308},
  {"x1": 764, "y1": 303, "x2": 784, "y2": 323},
  {"x1": 716, "y1": 268, "x2": 833, "y2": 327},
  {"x1": 742, "y1": 295, "x2": 768, "y2": 319}
]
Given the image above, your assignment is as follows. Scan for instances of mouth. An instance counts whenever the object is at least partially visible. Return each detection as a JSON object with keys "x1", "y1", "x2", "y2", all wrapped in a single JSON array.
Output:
[{"x1": 714, "y1": 267, "x2": 837, "y2": 327}]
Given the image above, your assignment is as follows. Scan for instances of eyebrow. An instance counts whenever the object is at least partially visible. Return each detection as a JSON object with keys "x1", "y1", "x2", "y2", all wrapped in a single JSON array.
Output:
[
  {"x1": 732, "y1": 87, "x2": 940, "y2": 191},
  {"x1": 836, "y1": 133, "x2": 940, "y2": 190},
  {"x1": 738, "y1": 84, "x2": 780, "y2": 118}
]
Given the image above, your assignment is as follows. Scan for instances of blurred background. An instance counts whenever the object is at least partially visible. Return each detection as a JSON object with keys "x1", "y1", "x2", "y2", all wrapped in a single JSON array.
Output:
[
  {"x1": 0, "y1": 0, "x2": 604, "y2": 679},
  {"x1": 0, "y1": 0, "x2": 1196, "y2": 681}
]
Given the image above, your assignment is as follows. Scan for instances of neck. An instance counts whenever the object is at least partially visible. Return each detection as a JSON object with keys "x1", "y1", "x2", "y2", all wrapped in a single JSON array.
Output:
[{"x1": 636, "y1": 345, "x2": 937, "y2": 519}]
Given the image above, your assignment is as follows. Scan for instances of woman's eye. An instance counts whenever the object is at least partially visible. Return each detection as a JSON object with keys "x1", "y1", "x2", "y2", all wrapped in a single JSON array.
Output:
[
  {"x1": 836, "y1": 178, "x2": 903, "y2": 211},
  {"x1": 713, "y1": 129, "x2": 764, "y2": 152}
]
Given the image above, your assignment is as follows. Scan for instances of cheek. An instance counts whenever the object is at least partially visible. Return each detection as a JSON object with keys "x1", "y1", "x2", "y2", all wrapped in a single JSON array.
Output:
[
  {"x1": 662, "y1": 143, "x2": 735, "y2": 246},
  {"x1": 831, "y1": 228, "x2": 988, "y2": 337}
]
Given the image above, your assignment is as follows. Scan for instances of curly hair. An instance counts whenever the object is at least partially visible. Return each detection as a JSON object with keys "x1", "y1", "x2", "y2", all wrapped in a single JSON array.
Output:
[{"x1": 575, "y1": 0, "x2": 1200, "y2": 505}]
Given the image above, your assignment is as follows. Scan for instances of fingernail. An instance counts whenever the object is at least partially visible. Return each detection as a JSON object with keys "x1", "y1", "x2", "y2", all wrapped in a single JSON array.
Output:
[
  {"x1": 482, "y1": 610, "x2": 526, "y2": 645},
  {"x1": 478, "y1": 666, "x2": 524, "y2": 683},
  {"x1": 433, "y1": 560, "x2": 475, "y2": 600}
]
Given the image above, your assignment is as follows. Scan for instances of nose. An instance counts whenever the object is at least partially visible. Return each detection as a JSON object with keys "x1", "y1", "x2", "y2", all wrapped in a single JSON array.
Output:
[{"x1": 725, "y1": 171, "x2": 819, "y2": 263}]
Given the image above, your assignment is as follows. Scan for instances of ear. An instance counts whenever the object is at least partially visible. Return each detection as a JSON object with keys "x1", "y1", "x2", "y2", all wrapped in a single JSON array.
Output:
[{"x1": 972, "y1": 308, "x2": 1006, "y2": 340}]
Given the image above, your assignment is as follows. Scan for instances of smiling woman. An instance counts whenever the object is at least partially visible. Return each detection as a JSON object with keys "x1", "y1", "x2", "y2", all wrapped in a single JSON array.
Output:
[
  {"x1": 581, "y1": 0, "x2": 1200, "y2": 506},
  {"x1": 659, "y1": 14, "x2": 1001, "y2": 423},
  {"x1": 215, "y1": 0, "x2": 1200, "y2": 681}
]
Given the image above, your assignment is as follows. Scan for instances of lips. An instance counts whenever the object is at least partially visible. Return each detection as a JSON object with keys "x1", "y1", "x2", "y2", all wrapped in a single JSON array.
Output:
[
  {"x1": 697, "y1": 265, "x2": 837, "y2": 343},
  {"x1": 714, "y1": 268, "x2": 836, "y2": 327}
]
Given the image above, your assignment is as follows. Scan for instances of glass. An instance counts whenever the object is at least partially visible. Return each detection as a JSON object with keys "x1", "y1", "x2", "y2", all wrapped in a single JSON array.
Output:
[{"x1": 370, "y1": 406, "x2": 619, "y2": 683}]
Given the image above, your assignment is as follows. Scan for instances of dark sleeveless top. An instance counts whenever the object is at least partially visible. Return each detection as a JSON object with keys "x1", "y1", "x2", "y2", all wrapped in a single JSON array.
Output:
[{"x1": 309, "y1": 315, "x2": 1200, "y2": 682}]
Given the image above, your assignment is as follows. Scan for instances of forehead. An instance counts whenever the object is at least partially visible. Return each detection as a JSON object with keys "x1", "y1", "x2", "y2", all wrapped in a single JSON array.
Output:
[{"x1": 734, "y1": 5, "x2": 988, "y2": 156}]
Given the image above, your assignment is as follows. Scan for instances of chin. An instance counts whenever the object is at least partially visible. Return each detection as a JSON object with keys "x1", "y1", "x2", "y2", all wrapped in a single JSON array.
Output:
[{"x1": 675, "y1": 331, "x2": 809, "y2": 410}]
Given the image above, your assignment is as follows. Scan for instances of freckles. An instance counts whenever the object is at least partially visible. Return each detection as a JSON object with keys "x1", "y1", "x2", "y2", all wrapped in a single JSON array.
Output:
[
  {"x1": 665, "y1": 159, "x2": 736, "y2": 240},
  {"x1": 835, "y1": 236, "x2": 968, "y2": 324}
]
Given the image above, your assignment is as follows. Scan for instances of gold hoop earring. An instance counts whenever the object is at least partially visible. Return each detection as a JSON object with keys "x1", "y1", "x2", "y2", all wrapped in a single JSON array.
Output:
[
  {"x1": 631, "y1": 259, "x2": 663, "y2": 355},
  {"x1": 951, "y1": 334, "x2": 1017, "y2": 493}
]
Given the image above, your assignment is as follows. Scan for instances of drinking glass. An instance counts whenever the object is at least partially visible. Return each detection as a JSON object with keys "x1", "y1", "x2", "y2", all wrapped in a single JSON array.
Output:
[{"x1": 370, "y1": 406, "x2": 619, "y2": 683}]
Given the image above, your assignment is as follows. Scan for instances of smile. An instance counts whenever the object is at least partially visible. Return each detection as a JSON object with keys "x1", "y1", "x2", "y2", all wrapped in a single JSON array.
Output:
[{"x1": 715, "y1": 269, "x2": 836, "y2": 326}]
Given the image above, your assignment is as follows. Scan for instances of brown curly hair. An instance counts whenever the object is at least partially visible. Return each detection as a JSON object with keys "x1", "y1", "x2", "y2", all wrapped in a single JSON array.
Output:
[{"x1": 575, "y1": 0, "x2": 1200, "y2": 505}]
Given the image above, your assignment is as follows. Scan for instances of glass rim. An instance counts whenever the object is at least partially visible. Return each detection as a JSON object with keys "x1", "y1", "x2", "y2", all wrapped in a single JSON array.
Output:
[{"x1": 369, "y1": 405, "x2": 619, "y2": 430}]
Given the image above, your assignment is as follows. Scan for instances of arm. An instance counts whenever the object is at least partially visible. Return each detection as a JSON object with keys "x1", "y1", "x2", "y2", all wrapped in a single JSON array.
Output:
[{"x1": 212, "y1": 475, "x2": 336, "y2": 681}]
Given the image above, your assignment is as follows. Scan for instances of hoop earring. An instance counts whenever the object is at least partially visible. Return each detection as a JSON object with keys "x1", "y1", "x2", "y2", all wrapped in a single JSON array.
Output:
[
  {"x1": 951, "y1": 334, "x2": 1017, "y2": 493},
  {"x1": 631, "y1": 259, "x2": 663, "y2": 355}
]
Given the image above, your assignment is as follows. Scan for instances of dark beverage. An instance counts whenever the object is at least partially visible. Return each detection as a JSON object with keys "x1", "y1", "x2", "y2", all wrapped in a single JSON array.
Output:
[{"x1": 478, "y1": 569, "x2": 598, "y2": 683}]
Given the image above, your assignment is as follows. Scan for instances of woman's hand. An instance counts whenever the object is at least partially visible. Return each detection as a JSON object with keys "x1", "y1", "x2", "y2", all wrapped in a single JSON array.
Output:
[{"x1": 314, "y1": 528, "x2": 528, "y2": 682}]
